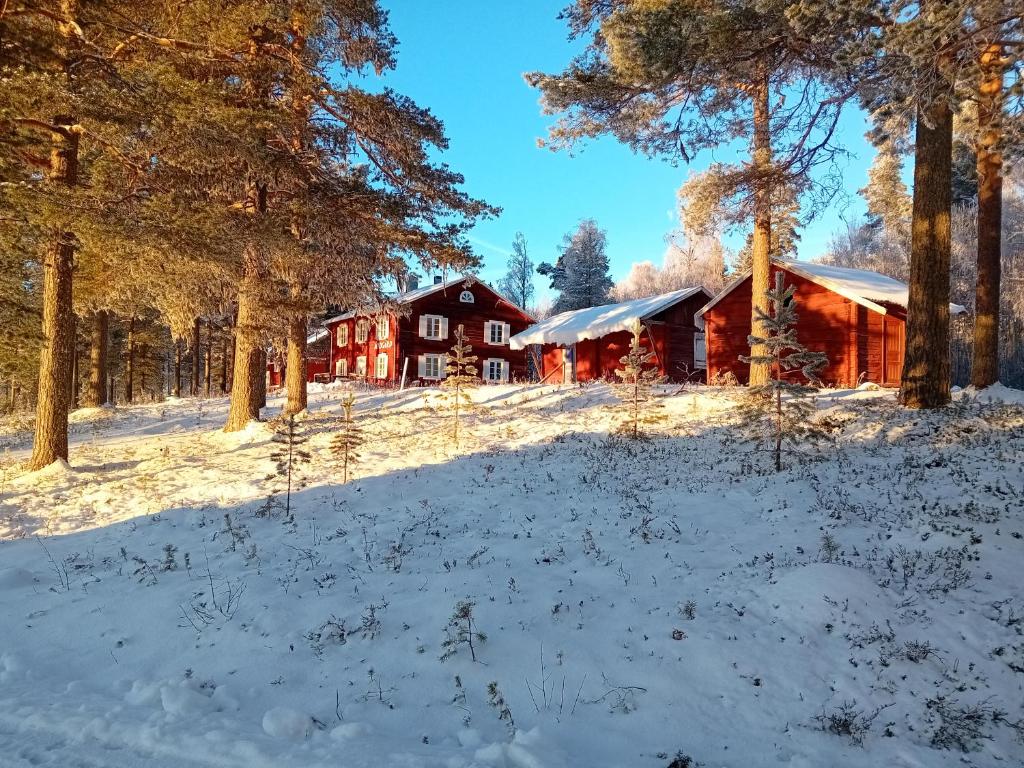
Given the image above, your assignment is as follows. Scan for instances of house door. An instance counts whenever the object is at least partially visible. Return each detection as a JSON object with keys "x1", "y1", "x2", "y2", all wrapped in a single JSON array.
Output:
[
  {"x1": 884, "y1": 317, "x2": 904, "y2": 385},
  {"x1": 694, "y1": 332, "x2": 707, "y2": 369},
  {"x1": 563, "y1": 347, "x2": 575, "y2": 384}
]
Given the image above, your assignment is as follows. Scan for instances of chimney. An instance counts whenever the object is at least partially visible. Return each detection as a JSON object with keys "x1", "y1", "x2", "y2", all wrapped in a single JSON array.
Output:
[
  {"x1": 433, "y1": 275, "x2": 443, "y2": 285},
  {"x1": 408, "y1": 274, "x2": 419, "y2": 291}
]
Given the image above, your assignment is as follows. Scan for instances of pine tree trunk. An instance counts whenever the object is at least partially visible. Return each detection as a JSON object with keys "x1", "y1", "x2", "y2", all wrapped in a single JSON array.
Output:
[
  {"x1": 173, "y1": 339, "x2": 182, "y2": 397},
  {"x1": 190, "y1": 318, "x2": 201, "y2": 396},
  {"x1": 225, "y1": 251, "x2": 266, "y2": 431},
  {"x1": 124, "y1": 317, "x2": 135, "y2": 403},
  {"x1": 205, "y1": 321, "x2": 213, "y2": 397},
  {"x1": 284, "y1": 313, "x2": 308, "y2": 415},
  {"x1": 900, "y1": 99, "x2": 953, "y2": 408},
  {"x1": 84, "y1": 310, "x2": 108, "y2": 407},
  {"x1": 748, "y1": 65, "x2": 773, "y2": 387},
  {"x1": 220, "y1": 333, "x2": 228, "y2": 394},
  {"x1": 971, "y1": 43, "x2": 1004, "y2": 389},
  {"x1": 257, "y1": 348, "x2": 267, "y2": 408},
  {"x1": 70, "y1": 318, "x2": 79, "y2": 410},
  {"x1": 139, "y1": 344, "x2": 147, "y2": 398},
  {"x1": 28, "y1": 114, "x2": 78, "y2": 471}
]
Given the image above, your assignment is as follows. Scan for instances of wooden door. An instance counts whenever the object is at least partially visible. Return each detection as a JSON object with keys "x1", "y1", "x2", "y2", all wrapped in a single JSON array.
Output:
[{"x1": 884, "y1": 317, "x2": 904, "y2": 385}]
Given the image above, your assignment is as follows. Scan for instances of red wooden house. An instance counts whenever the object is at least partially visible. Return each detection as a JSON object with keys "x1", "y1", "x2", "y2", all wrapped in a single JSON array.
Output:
[
  {"x1": 509, "y1": 287, "x2": 712, "y2": 384},
  {"x1": 322, "y1": 276, "x2": 535, "y2": 386},
  {"x1": 697, "y1": 259, "x2": 967, "y2": 387}
]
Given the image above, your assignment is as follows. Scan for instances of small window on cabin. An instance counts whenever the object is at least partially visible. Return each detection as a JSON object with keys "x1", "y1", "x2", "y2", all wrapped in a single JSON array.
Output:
[
  {"x1": 375, "y1": 352, "x2": 388, "y2": 379},
  {"x1": 337, "y1": 325, "x2": 348, "y2": 347},
  {"x1": 355, "y1": 356, "x2": 367, "y2": 376},
  {"x1": 487, "y1": 321, "x2": 506, "y2": 345},
  {"x1": 423, "y1": 354, "x2": 444, "y2": 380},
  {"x1": 376, "y1": 316, "x2": 389, "y2": 339},
  {"x1": 423, "y1": 315, "x2": 443, "y2": 339},
  {"x1": 335, "y1": 358, "x2": 348, "y2": 377},
  {"x1": 460, "y1": 290, "x2": 474, "y2": 303},
  {"x1": 355, "y1": 320, "x2": 369, "y2": 343}
]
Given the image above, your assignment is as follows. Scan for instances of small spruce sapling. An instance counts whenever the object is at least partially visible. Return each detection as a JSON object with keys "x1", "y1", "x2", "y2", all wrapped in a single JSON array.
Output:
[
  {"x1": 330, "y1": 391, "x2": 363, "y2": 483},
  {"x1": 440, "y1": 324, "x2": 478, "y2": 448},
  {"x1": 613, "y1": 319, "x2": 667, "y2": 439},
  {"x1": 740, "y1": 273, "x2": 828, "y2": 471},
  {"x1": 440, "y1": 600, "x2": 486, "y2": 662},
  {"x1": 270, "y1": 414, "x2": 311, "y2": 518}
]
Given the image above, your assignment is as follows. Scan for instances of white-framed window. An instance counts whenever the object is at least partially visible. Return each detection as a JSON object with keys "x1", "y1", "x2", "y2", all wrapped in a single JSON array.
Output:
[
  {"x1": 459, "y1": 290, "x2": 475, "y2": 303},
  {"x1": 376, "y1": 316, "x2": 389, "y2": 340},
  {"x1": 418, "y1": 314, "x2": 447, "y2": 340},
  {"x1": 355, "y1": 355, "x2": 367, "y2": 377},
  {"x1": 375, "y1": 352, "x2": 388, "y2": 379},
  {"x1": 335, "y1": 358, "x2": 348, "y2": 377},
  {"x1": 419, "y1": 353, "x2": 445, "y2": 380},
  {"x1": 483, "y1": 358, "x2": 509, "y2": 383},
  {"x1": 337, "y1": 324, "x2": 348, "y2": 347},
  {"x1": 355, "y1": 319, "x2": 369, "y2": 343},
  {"x1": 484, "y1": 320, "x2": 510, "y2": 345}
]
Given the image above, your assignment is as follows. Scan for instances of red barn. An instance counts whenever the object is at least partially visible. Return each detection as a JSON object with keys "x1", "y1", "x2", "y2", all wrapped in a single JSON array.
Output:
[
  {"x1": 509, "y1": 287, "x2": 712, "y2": 384},
  {"x1": 323, "y1": 276, "x2": 535, "y2": 386},
  {"x1": 697, "y1": 259, "x2": 967, "y2": 388}
]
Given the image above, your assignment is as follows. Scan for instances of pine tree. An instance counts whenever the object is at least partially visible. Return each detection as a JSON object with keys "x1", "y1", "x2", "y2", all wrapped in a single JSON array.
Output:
[
  {"x1": 538, "y1": 219, "x2": 613, "y2": 313},
  {"x1": 269, "y1": 413, "x2": 311, "y2": 519},
  {"x1": 497, "y1": 232, "x2": 535, "y2": 310},
  {"x1": 440, "y1": 324, "x2": 478, "y2": 449},
  {"x1": 613, "y1": 320, "x2": 667, "y2": 439},
  {"x1": 740, "y1": 273, "x2": 828, "y2": 471},
  {"x1": 330, "y1": 391, "x2": 363, "y2": 484}
]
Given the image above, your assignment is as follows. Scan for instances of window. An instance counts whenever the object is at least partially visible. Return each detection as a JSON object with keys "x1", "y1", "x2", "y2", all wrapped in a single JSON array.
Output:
[
  {"x1": 485, "y1": 320, "x2": 509, "y2": 345},
  {"x1": 375, "y1": 353, "x2": 388, "y2": 379},
  {"x1": 483, "y1": 358, "x2": 508, "y2": 383},
  {"x1": 459, "y1": 290, "x2": 475, "y2": 303},
  {"x1": 335, "y1": 358, "x2": 348, "y2": 377},
  {"x1": 419, "y1": 314, "x2": 446, "y2": 340},
  {"x1": 337, "y1": 324, "x2": 348, "y2": 347},
  {"x1": 355, "y1": 320, "x2": 369, "y2": 343},
  {"x1": 420, "y1": 354, "x2": 445, "y2": 380},
  {"x1": 355, "y1": 355, "x2": 367, "y2": 377},
  {"x1": 376, "y1": 316, "x2": 389, "y2": 339}
]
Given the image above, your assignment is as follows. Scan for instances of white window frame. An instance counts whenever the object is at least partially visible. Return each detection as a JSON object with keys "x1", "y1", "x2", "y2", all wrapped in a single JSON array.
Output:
[
  {"x1": 422, "y1": 354, "x2": 445, "y2": 380},
  {"x1": 485, "y1": 320, "x2": 509, "y2": 345},
  {"x1": 459, "y1": 290, "x2": 475, "y2": 303},
  {"x1": 483, "y1": 358, "x2": 508, "y2": 383},
  {"x1": 335, "y1": 358, "x2": 348, "y2": 377},
  {"x1": 355, "y1": 319, "x2": 369, "y2": 344},
  {"x1": 420, "y1": 314, "x2": 445, "y2": 340},
  {"x1": 355, "y1": 355, "x2": 367, "y2": 377},
  {"x1": 376, "y1": 316, "x2": 389, "y2": 340},
  {"x1": 336, "y1": 324, "x2": 349, "y2": 347},
  {"x1": 375, "y1": 352, "x2": 388, "y2": 379}
]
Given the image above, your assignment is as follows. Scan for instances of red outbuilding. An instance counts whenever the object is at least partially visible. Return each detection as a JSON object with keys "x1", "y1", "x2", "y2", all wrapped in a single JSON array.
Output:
[
  {"x1": 321, "y1": 276, "x2": 535, "y2": 386},
  {"x1": 697, "y1": 259, "x2": 967, "y2": 388},
  {"x1": 509, "y1": 287, "x2": 712, "y2": 384}
]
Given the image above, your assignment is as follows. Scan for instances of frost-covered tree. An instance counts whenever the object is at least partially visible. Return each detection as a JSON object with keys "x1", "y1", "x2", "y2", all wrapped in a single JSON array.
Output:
[
  {"x1": 330, "y1": 391, "x2": 363, "y2": 484},
  {"x1": 614, "y1": 320, "x2": 667, "y2": 439},
  {"x1": 538, "y1": 219, "x2": 613, "y2": 313},
  {"x1": 497, "y1": 232, "x2": 535, "y2": 309},
  {"x1": 740, "y1": 273, "x2": 828, "y2": 471},
  {"x1": 441, "y1": 325, "x2": 478, "y2": 448}
]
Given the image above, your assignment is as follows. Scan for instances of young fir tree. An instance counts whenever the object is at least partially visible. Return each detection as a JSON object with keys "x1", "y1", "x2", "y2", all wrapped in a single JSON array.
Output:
[
  {"x1": 440, "y1": 324, "x2": 478, "y2": 449},
  {"x1": 269, "y1": 413, "x2": 311, "y2": 519},
  {"x1": 740, "y1": 273, "x2": 828, "y2": 471},
  {"x1": 613, "y1": 320, "x2": 667, "y2": 439},
  {"x1": 330, "y1": 391, "x2": 363, "y2": 484}
]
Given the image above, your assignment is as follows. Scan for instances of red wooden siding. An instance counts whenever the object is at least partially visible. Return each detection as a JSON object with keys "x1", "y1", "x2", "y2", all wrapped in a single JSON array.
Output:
[{"x1": 703, "y1": 264, "x2": 905, "y2": 387}]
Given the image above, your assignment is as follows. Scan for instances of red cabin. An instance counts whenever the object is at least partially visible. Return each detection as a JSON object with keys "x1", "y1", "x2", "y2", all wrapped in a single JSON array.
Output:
[
  {"x1": 510, "y1": 287, "x2": 712, "y2": 384},
  {"x1": 697, "y1": 259, "x2": 967, "y2": 388},
  {"x1": 322, "y1": 277, "x2": 535, "y2": 386}
]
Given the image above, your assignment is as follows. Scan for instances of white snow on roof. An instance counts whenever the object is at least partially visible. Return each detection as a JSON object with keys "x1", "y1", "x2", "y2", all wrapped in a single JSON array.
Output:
[
  {"x1": 306, "y1": 328, "x2": 329, "y2": 345},
  {"x1": 697, "y1": 259, "x2": 967, "y2": 319},
  {"x1": 510, "y1": 287, "x2": 705, "y2": 349}
]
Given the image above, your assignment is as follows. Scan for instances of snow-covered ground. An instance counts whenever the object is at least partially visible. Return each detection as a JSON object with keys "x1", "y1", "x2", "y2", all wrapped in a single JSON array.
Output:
[{"x1": 1, "y1": 383, "x2": 1023, "y2": 767}]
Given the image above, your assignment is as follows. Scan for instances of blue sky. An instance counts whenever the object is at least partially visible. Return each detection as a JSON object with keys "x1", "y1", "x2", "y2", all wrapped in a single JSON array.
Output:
[{"x1": 374, "y1": 1, "x2": 878, "y2": 295}]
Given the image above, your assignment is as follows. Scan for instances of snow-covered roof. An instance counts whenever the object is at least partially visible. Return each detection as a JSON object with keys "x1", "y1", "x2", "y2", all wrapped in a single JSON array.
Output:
[
  {"x1": 697, "y1": 259, "x2": 968, "y2": 320},
  {"x1": 306, "y1": 328, "x2": 329, "y2": 345},
  {"x1": 325, "y1": 276, "x2": 534, "y2": 325},
  {"x1": 509, "y1": 287, "x2": 706, "y2": 350}
]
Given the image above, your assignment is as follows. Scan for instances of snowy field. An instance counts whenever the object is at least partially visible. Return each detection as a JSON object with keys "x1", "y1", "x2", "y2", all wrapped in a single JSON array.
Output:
[{"x1": 1, "y1": 382, "x2": 1023, "y2": 767}]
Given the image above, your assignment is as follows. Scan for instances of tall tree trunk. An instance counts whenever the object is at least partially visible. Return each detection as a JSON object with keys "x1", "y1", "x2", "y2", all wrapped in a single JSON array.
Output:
[
  {"x1": 971, "y1": 43, "x2": 1004, "y2": 389},
  {"x1": 901, "y1": 99, "x2": 953, "y2": 408},
  {"x1": 138, "y1": 344, "x2": 147, "y2": 398},
  {"x1": 748, "y1": 65, "x2": 773, "y2": 387},
  {"x1": 204, "y1": 321, "x2": 213, "y2": 397},
  {"x1": 124, "y1": 317, "x2": 135, "y2": 404},
  {"x1": 190, "y1": 318, "x2": 201, "y2": 396},
  {"x1": 226, "y1": 265, "x2": 265, "y2": 430},
  {"x1": 220, "y1": 333, "x2": 228, "y2": 394},
  {"x1": 70, "y1": 316, "x2": 79, "y2": 410},
  {"x1": 28, "y1": 114, "x2": 78, "y2": 471},
  {"x1": 284, "y1": 312, "x2": 308, "y2": 415},
  {"x1": 84, "y1": 310, "x2": 108, "y2": 407},
  {"x1": 173, "y1": 339, "x2": 182, "y2": 397},
  {"x1": 257, "y1": 348, "x2": 267, "y2": 408}
]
